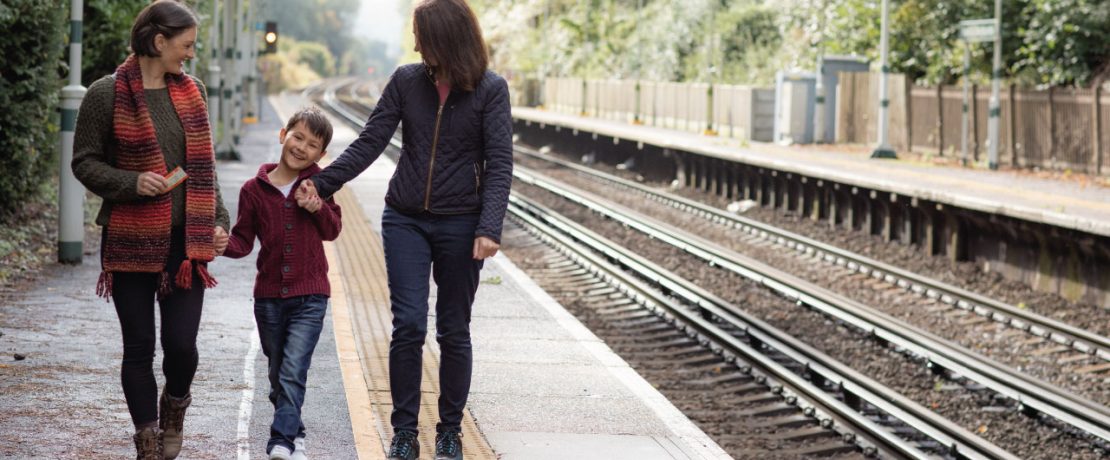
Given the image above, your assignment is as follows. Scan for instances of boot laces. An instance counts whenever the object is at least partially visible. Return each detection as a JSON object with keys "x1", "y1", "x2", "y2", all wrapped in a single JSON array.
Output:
[
  {"x1": 388, "y1": 431, "x2": 418, "y2": 457},
  {"x1": 435, "y1": 430, "x2": 462, "y2": 456}
]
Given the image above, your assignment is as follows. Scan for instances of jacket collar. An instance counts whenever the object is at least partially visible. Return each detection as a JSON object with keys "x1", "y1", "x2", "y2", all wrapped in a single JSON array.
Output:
[{"x1": 256, "y1": 162, "x2": 321, "y2": 189}]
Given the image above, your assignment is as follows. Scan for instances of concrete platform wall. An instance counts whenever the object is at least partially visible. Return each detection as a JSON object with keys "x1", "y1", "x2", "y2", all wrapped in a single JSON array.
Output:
[{"x1": 514, "y1": 119, "x2": 1110, "y2": 307}]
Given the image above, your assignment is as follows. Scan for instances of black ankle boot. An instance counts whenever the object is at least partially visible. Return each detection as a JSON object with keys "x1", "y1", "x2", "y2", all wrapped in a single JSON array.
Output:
[
  {"x1": 387, "y1": 431, "x2": 419, "y2": 460},
  {"x1": 435, "y1": 429, "x2": 463, "y2": 460}
]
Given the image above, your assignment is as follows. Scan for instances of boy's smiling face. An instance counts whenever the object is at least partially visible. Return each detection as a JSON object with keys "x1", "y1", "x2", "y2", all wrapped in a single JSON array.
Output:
[{"x1": 278, "y1": 121, "x2": 327, "y2": 172}]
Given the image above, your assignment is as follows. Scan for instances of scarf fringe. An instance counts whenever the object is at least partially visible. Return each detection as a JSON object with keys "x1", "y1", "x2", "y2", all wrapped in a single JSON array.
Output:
[
  {"x1": 196, "y1": 263, "x2": 218, "y2": 289},
  {"x1": 96, "y1": 272, "x2": 113, "y2": 300},
  {"x1": 175, "y1": 259, "x2": 218, "y2": 291},
  {"x1": 176, "y1": 259, "x2": 194, "y2": 290}
]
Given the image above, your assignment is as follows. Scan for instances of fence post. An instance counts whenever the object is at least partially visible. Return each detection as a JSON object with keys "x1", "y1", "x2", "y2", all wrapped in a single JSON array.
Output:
[
  {"x1": 1095, "y1": 85, "x2": 1103, "y2": 175},
  {"x1": 1009, "y1": 84, "x2": 1017, "y2": 167},
  {"x1": 705, "y1": 84, "x2": 717, "y2": 136},
  {"x1": 937, "y1": 84, "x2": 944, "y2": 156},
  {"x1": 972, "y1": 84, "x2": 980, "y2": 162},
  {"x1": 1048, "y1": 86, "x2": 1056, "y2": 166},
  {"x1": 905, "y1": 77, "x2": 913, "y2": 152},
  {"x1": 580, "y1": 78, "x2": 588, "y2": 116}
]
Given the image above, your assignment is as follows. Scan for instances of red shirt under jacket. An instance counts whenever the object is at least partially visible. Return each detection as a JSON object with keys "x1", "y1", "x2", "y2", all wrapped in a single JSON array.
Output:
[{"x1": 225, "y1": 163, "x2": 342, "y2": 298}]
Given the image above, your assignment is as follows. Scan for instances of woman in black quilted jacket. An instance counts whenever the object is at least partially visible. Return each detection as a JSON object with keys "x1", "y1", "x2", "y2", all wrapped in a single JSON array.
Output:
[{"x1": 300, "y1": 1, "x2": 512, "y2": 459}]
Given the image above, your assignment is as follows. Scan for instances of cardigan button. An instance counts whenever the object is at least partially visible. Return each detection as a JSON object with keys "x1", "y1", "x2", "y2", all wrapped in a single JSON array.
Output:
[
  {"x1": 281, "y1": 287, "x2": 289, "y2": 295},
  {"x1": 284, "y1": 202, "x2": 292, "y2": 208},
  {"x1": 284, "y1": 244, "x2": 292, "y2": 253},
  {"x1": 282, "y1": 265, "x2": 290, "y2": 273},
  {"x1": 285, "y1": 223, "x2": 293, "y2": 230}
]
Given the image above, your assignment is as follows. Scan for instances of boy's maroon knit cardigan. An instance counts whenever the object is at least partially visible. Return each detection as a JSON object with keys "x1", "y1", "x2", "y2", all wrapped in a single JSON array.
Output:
[{"x1": 225, "y1": 163, "x2": 342, "y2": 298}]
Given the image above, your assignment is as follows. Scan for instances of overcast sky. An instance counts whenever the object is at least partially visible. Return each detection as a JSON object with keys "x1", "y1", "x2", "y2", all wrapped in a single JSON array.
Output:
[{"x1": 355, "y1": 0, "x2": 406, "y2": 54}]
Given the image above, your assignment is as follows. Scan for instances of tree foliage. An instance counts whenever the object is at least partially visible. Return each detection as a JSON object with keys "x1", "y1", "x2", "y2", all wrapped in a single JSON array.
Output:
[
  {"x1": 0, "y1": 0, "x2": 66, "y2": 216},
  {"x1": 473, "y1": 0, "x2": 1110, "y2": 87},
  {"x1": 81, "y1": 0, "x2": 147, "y2": 85},
  {"x1": 266, "y1": 0, "x2": 361, "y2": 62}
]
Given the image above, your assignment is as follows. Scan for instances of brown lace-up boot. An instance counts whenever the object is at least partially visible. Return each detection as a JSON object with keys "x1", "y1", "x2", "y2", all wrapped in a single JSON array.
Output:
[
  {"x1": 132, "y1": 426, "x2": 164, "y2": 460},
  {"x1": 159, "y1": 391, "x2": 192, "y2": 459}
]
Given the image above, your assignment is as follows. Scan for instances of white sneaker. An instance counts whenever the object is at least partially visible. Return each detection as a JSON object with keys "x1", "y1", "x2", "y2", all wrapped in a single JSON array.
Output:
[
  {"x1": 269, "y1": 445, "x2": 293, "y2": 460},
  {"x1": 292, "y1": 436, "x2": 308, "y2": 460}
]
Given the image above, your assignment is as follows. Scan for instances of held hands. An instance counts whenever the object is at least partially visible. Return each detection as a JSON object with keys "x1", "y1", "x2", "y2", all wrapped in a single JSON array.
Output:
[
  {"x1": 295, "y1": 179, "x2": 322, "y2": 213},
  {"x1": 213, "y1": 226, "x2": 229, "y2": 256},
  {"x1": 472, "y1": 236, "x2": 499, "y2": 260},
  {"x1": 136, "y1": 172, "x2": 168, "y2": 197}
]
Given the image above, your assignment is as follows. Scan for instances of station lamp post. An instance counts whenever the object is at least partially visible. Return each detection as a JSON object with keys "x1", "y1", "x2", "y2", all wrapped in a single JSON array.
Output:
[
  {"x1": 59, "y1": 0, "x2": 86, "y2": 263},
  {"x1": 986, "y1": 0, "x2": 1003, "y2": 170},
  {"x1": 870, "y1": 0, "x2": 897, "y2": 159},
  {"x1": 208, "y1": 0, "x2": 222, "y2": 137}
]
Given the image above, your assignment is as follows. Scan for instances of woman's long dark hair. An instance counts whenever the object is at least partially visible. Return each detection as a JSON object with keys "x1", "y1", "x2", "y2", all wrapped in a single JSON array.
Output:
[{"x1": 413, "y1": 0, "x2": 489, "y2": 92}]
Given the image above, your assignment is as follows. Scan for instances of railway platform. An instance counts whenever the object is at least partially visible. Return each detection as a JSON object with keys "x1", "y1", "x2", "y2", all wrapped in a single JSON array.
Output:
[
  {"x1": 511, "y1": 107, "x2": 1110, "y2": 306},
  {"x1": 0, "y1": 94, "x2": 729, "y2": 459}
]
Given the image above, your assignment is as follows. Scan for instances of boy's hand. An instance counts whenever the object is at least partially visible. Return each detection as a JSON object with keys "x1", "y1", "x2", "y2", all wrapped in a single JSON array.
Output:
[
  {"x1": 213, "y1": 226, "x2": 229, "y2": 256},
  {"x1": 302, "y1": 196, "x2": 323, "y2": 213},
  {"x1": 296, "y1": 179, "x2": 319, "y2": 202},
  {"x1": 296, "y1": 180, "x2": 322, "y2": 213},
  {"x1": 137, "y1": 171, "x2": 168, "y2": 196}
]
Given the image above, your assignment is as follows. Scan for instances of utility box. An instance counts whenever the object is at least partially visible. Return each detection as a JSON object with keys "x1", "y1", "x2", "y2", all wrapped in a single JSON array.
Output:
[
  {"x1": 773, "y1": 71, "x2": 816, "y2": 145},
  {"x1": 815, "y1": 55, "x2": 869, "y2": 143}
]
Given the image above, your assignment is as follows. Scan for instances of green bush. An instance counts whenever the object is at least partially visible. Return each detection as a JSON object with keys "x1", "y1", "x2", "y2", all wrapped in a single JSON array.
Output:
[
  {"x1": 82, "y1": 0, "x2": 146, "y2": 85},
  {"x1": 0, "y1": 1, "x2": 66, "y2": 218}
]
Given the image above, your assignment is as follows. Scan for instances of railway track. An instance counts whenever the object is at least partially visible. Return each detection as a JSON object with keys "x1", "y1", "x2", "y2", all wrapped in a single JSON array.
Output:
[{"x1": 316, "y1": 78, "x2": 1110, "y2": 459}]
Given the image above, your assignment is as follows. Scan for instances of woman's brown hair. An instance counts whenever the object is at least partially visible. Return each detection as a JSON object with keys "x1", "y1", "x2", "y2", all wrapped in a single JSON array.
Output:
[
  {"x1": 413, "y1": 0, "x2": 489, "y2": 92},
  {"x1": 131, "y1": 0, "x2": 198, "y2": 57}
]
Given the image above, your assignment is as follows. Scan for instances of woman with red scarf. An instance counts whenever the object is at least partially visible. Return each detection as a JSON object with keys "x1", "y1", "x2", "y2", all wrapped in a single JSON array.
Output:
[{"x1": 72, "y1": 1, "x2": 229, "y2": 458}]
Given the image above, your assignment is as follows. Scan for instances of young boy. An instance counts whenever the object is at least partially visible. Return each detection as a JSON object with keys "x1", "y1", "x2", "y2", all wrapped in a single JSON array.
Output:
[{"x1": 223, "y1": 106, "x2": 341, "y2": 460}]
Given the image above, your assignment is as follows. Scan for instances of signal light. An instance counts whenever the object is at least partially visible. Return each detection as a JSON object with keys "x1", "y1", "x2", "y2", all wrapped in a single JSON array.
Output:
[{"x1": 264, "y1": 21, "x2": 278, "y2": 54}]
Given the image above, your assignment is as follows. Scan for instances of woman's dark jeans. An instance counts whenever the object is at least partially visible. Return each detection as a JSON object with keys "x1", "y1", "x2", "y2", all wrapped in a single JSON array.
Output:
[
  {"x1": 381, "y1": 206, "x2": 483, "y2": 435},
  {"x1": 109, "y1": 227, "x2": 204, "y2": 428},
  {"x1": 254, "y1": 294, "x2": 329, "y2": 453}
]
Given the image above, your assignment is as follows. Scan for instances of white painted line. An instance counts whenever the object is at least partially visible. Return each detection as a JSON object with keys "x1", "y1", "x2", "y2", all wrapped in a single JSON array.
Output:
[
  {"x1": 237, "y1": 323, "x2": 261, "y2": 460},
  {"x1": 491, "y1": 253, "x2": 733, "y2": 460}
]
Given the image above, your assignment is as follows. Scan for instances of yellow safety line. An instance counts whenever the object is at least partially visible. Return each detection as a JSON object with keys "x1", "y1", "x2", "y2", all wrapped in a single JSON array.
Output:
[
  {"x1": 330, "y1": 187, "x2": 496, "y2": 460},
  {"x1": 328, "y1": 241, "x2": 386, "y2": 460}
]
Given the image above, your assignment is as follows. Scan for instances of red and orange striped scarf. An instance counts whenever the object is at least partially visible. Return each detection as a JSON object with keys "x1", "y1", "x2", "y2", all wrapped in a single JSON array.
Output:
[{"x1": 98, "y1": 54, "x2": 216, "y2": 298}]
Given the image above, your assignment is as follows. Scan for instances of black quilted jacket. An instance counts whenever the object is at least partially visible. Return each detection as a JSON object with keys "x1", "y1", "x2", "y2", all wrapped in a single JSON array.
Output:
[{"x1": 312, "y1": 63, "x2": 514, "y2": 242}]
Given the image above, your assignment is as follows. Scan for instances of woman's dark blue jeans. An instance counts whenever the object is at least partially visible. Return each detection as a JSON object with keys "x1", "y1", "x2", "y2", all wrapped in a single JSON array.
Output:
[
  {"x1": 382, "y1": 206, "x2": 483, "y2": 435},
  {"x1": 254, "y1": 294, "x2": 329, "y2": 453}
]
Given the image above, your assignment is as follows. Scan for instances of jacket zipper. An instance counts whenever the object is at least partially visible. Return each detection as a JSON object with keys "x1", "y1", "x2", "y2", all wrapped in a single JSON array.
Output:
[
  {"x1": 473, "y1": 162, "x2": 481, "y2": 195},
  {"x1": 424, "y1": 103, "x2": 445, "y2": 210}
]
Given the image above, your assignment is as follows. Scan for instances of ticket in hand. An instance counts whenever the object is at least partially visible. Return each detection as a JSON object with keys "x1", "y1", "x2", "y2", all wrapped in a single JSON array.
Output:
[{"x1": 164, "y1": 166, "x2": 188, "y2": 192}]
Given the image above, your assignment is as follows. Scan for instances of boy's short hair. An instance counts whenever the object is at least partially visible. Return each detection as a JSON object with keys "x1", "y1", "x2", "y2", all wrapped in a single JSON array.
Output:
[{"x1": 285, "y1": 106, "x2": 334, "y2": 150}]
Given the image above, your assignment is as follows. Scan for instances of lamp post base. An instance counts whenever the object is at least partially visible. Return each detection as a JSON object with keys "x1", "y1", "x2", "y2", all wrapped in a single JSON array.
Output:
[{"x1": 870, "y1": 147, "x2": 898, "y2": 159}]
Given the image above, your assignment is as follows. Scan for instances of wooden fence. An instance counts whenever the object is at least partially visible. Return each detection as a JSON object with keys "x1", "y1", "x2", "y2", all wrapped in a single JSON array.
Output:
[{"x1": 837, "y1": 72, "x2": 1108, "y2": 175}]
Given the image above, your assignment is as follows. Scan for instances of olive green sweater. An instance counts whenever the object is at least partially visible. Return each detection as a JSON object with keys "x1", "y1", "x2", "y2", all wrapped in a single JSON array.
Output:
[{"x1": 72, "y1": 75, "x2": 230, "y2": 231}]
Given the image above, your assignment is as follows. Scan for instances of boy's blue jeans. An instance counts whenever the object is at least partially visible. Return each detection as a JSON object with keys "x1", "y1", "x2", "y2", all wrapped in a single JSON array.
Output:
[
  {"x1": 381, "y1": 206, "x2": 483, "y2": 435},
  {"x1": 254, "y1": 294, "x2": 328, "y2": 453}
]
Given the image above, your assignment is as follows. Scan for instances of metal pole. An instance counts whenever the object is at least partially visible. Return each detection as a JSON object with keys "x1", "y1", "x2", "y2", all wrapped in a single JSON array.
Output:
[
  {"x1": 232, "y1": 0, "x2": 245, "y2": 140},
  {"x1": 208, "y1": 0, "x2": 222, "y2": 137},
  {"x1": 538, "y1": 0, "x2": 549, "y2": 109},
  {"x1": 244, "y1": 0, "x2": 257, "y2": 121},
  {"x1": 59, "y1": 0, "x2": 87, "y2": 263},
  {"x1": 216, "y1": 0, "x2": 238, "y2": 159},
  {"x1": 633, "y1": 0, "x2": 643, "y2": 124},
  {"x1": 870, "y1": 0, "x2": 896, "y2": 158},
  {"x1": 986, "y1": 0, "x2": 1002, "y2": 170},
  {"x1": 961, "y1": 42, "x2": 970, "y2": 166},
  {"x1": 705, "y1": 4, "x2": 717, "y2": 136},
  {"x1": 813, "y1": 0, "x2": 827, "y2": 143}
]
